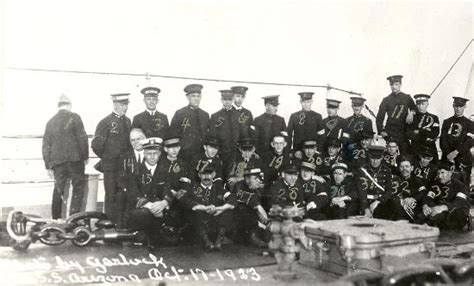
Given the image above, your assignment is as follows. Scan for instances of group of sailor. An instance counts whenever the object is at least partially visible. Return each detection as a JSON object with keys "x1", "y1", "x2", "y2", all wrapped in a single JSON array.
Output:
[{"x1": 43, "y1": 74, "x2": 473, "y2": 250}]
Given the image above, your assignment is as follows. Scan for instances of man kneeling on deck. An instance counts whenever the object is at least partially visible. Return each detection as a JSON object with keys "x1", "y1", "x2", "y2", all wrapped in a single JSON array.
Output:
[
  {"x1": 227, "y1": 167, "x2": 268, "y2": 248},
  {"x1": 178, "y1": 163, "x2": 234, "y2": 251},
  {"x1": 127, "y1": 138, "x2": 185, "y2": 248},
  {"x1": 418, "y1": 160, "x2": 470, "y2": 231}
]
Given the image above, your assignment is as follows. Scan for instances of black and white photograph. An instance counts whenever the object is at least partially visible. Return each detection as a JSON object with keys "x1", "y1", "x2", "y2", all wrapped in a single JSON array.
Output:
[{"x1": 0, "y1": 0, "x2": 473, "y2": 285}]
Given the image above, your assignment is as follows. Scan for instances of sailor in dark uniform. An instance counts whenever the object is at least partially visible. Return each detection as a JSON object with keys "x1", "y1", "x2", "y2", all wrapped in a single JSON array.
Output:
[
  {"x1": 132, "y1": 86, "x2": 169, "y2": 138},
  {"x1": 318, "y1": 98, "x2": 349, "y2": 150},
  {"x1": 346, "y1": 130, "x2": 374, "y2": 171},
  {"x1": 231, "y1": 86, "x2": 254, "y2": 138},
  {"x1": 117, "y1": 128, "x2": 146, "y2": 228},
  {"x1": 254, "y1": 95, "x2": 286, "y2": 156},
  {"x1": 391, "y1": 155, "x2": 427, "y2": 222},
  {"x1": 325, "y1": 163, "x2": 361, "y2": 219},
  {"x1": 227, "y1": 138, "x2": 262, "y2": 190},
  {"x1": 91, "y1": 93, "x2": 131, "y2": 224},
  {"x1": 155, "y1": 137, "x2": 190, "y2": 190},
  {"x1": 440, "y1": 96, "x2": 473, "y2": 183},
  {"x1": 294, "y1": 138, "x2": 325, "y2": 174},
  {"x1": 320, "y1": 137, "x2": 345, "y2": 181},
  {"x1": 420, "y1": 160, "x2": 470, "y2": 230},
  {"x1": 376, "y1": 75, "x2": 416, "y2": 154},
  {"x1": 345, "y1": 96, "x2": 373, "y2": 145},
  {"x1": 208, "y1": 89, "x2": 243, "y2": 170},
  {"x1": 413, "y1": 146, "x2": 438, "y2": 186},
  {"x1": 170, "y1": 84, "x2": 209, "y2": 161},
  {"x1": 270, "y1": 163, "x2": 305, "y2": 208},
  {"x1": 298, "y1": 162, "x2": 329, "y2": 220},
  {"x1": 286, "y1": 92, "x2": 323, "y2": 157},
  {"x1": 261, "y1": 131, "x2": 292, "y2": 188},
  {"x1": 382, "y1": 137, "x2": 400, "y2": 176},
  {"x1": 227, "y1": 167, "x2": 268, "y2": 248},
  {"x1": 356, "y1": 139, "x2": 394, "y2": 219},
  {"x1": 191, "y1": 136, "x2": 224, "y2": 182},
  {"x1": 178, "y1": 164, "x2": 234, "y2": 251},
  {"x1": 406, "y1": 94, "x2": 440, "y2": 161},
  {"x1": 127, "y1": 138, "x2": 184, "y2": 248}
]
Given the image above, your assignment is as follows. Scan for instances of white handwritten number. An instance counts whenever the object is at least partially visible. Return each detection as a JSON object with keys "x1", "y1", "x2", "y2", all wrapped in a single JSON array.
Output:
[
  {"x1": 248, "y1": 268, "x2": 261, "y2": 281},
  {"x1": 224, "y1": 269, "x2": 237, "y2": 281},
  {"x1": 238, "y1": 268, "x2": 249, "y2": 280}
]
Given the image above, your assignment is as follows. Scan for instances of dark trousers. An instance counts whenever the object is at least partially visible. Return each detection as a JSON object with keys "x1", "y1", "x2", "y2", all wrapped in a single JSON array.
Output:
[
  {"x1": 185, "y1": 209, "x2": 233, "y2": 240},
  {"x1": 127, "y1": 207, "x2": 185, "y2": 243},
  {"x1": 103, "y1": 170, "x2": 119, "y2": 223},
  {"x1": 233, "y1": 204, "x2": 259, "y2": 242},
  {"x1": 52, "y1": 161, "x2": 85, "y2": 219},
  {"x1": 419, "y1": 208, "x2": 469, "y2": 231}
]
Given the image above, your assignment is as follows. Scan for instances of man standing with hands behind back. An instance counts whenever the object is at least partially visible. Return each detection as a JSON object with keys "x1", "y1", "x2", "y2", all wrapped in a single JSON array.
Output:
[{"x1": 43, "y1": 94, "x2": 89, "y2": 219}]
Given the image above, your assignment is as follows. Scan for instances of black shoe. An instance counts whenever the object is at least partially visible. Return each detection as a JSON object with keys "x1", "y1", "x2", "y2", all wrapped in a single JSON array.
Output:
[{"x1": 249, "y1": 232, "x2": 267, "y2": 248}]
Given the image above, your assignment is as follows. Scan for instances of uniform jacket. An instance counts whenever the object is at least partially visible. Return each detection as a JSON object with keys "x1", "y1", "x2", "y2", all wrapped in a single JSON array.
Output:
[
  {"x1": 155, "y1": 156, "x2": 190, "y2": 189},
  {"x1": 318, "y1": 115, "x2": 349, "y2": 149},
  {"x1": 179, "y1": 181, "x2": 227, "y2": 209},
  {"x1": 392, "y1": 175, "x2": 427, "y2": 202},
  {"x1": 42, "y1": 109, "x2": 89, "y2": 169},
  {"x1": 191, "y1": 153, "x2": 225, "y2": 182},
  {"x1": 406, "y1": 111, "x2": 439, "y2": 150},
  {"x1": 345, "y1": 114, "x2": 373, "y2": 143},
  {"x1": 233, "y1": 106, "x2": 254, "y2": 139},
  {"x1": 299, "y1": 178, "x2": 329, "y2": 209},
  {"x1": 254, "y1": 113, "x2": 286, "y2": 156},
  {"x1": 227, "y1": 154, "x2": 262, "y2": 181},
  {"x1": 127, "y1": 162, "x2": 174, "y2": 207},
  {"x1": 440, "y1": 115, "x2": 473, "y2": 159},
  {"x1": 132, "y1": 110, "x2": 169, "y2": 139},
  {"x1": 261, "y1": 150, "x2": 292, "y2": 187},
  {"x1": 376, "y1": 92, "x2": 416, "y2": 136},
  {"x1": 424, "y1": 178, "x2": 470, "y2": 210},
  {"x1": 208, "y1": 108, "x2": 243, "y2": 154},
  {"x1": 287, "y1": 110, "x2": 323, "y2": 151},
  {"x1": 270, "y1": 177, "x2": 305, "y2": 208},
  {"x1": 413, "y1": 161, "x2": 438, "y2": 186},
  {"x1": 227, "y1": 181, "x2": 261, "y2": 209},
  {"x1": 170, "y1": 106, "x2": 209, "y2": 159},
  {"x1": 117, "y1": 149, "x2": 142, "y2": 190},
  {"x1": 357, "y1": 163, "x2": 393, "y2": 210},
  {"x1": 294, "y1": 152, "x2": 325, "y2": 174},
  {"x1": 326, "y1": 177, "x2": 359, "y2": 204},
  {"x1": 91, "y1": 113, "x2": 131, "y2": 171},
  {"x1": 346, "y1": 143, "x2": 369, "y2": 170}
]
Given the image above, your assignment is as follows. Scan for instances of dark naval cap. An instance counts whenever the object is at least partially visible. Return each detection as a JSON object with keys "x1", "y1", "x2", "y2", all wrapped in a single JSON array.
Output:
[
  {"x1": 204, "y1": 136, "x2": 220, "y2": 148},
  {"x1": 198, "y1": 163, "x2": 216, "y2": 174},
  {"x1": 326, "y1": 137, "x2": 342, "y2": 148},
  {"x1": 111, "y1": 93, "x2": 130, "y2": 103},
  {"x1": 141, "y1": 87, "x2": 161, "y2": 98},
  {"x1": 262, "y1": 95, "x2": 280, "y2": 106},
  {"x1": 302, "y1": 138, "x2": 318, "y2": 148},
  {"x1": 238, "y1": 138, "x2": 256, "y2": 150},
  {"x1": 452, "y1": 96, "x2": 469, "y2": 107},
  {"x1": 143, "y1": 137, "x2": 163, "y2": 150},
  {"x1": 350, "y1": 96, "x2": 366, "y2": 107},
  {"x1": 387, "y1": 75, "x2": 403, "y2": 84},
  {"x1": 231, "y1": 86, "x2": 248, "y2": 96},
  {"x1": 184, "y1": 84, "x2": 203, "y2": 95},
  {"x1": 326, "y1": 98, "x2": 341, "y2": 108},
  {"x1": 438, "y1": 160, "x2": 454, "y2": 171},
  {"x1": 219, "y1": 90, "x2": 234, "y2": 100},
  {"x1": 414, "y1": 94, "x2": 430, "y2": 103},
  {"x1": 282, "y1": 163, "x2": 299, "y2": 174},
  {"x1": 298, "y1": 92, "x2": 314, "y2": 100}
]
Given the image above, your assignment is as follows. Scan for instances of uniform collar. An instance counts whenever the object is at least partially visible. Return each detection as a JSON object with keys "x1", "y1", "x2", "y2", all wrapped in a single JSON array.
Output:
[
  {"x1": 200, "y1": 183, "x2": 213, "y2": 190},
  {"x1": 146, "y1": 109, "x2": 157, "y2": 116},
  {"x1": 145, "y1": 162, "x2": 157, "y2": 175},
  {"x1": 112, "y1": 111, "x2": 123, "y2": 118},
  {"x1": 134, "y1": 150, "x2": 144, "y2": 162},
  {"x1": 233, "y1": 104, "x2": 243, "y2": 111}
]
